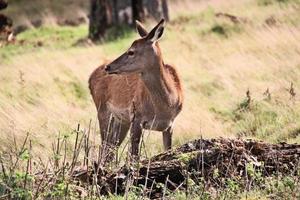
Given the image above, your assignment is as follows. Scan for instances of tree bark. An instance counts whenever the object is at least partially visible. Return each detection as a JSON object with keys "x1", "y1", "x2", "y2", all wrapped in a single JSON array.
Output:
[
  {"x1": 0, "y1": 0, "x2": 13, "y2": 43},
  {"x1": 145, "y1": 0, "x2": 169, "y2": 22},
  {"x1": 146, "y1": 0, "x2": 161, "y2": 21},
  {"x1": 161, "y1": 0, "x2": 169, "y2": 22},
  {"x1": 132, "y1": 0, "x2": 145, "y2": 22},
  {"x1": 0, "y1": 14, "x2": 12, "y2": 31},
  {"x1": 111, "y1": 0, "x2": 119, "y2": 25},
  {"x1": 88, "y1": 0, "x2": 112, "y2": 41},
  {"x1": 0, "y1": 0, "x2": 9, "y2": 30},
  {"x1": 0, "y1": 0, "x2": 7, "y2": 10}
]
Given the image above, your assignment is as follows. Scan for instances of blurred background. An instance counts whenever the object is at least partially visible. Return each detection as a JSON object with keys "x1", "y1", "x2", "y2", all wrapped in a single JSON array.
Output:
[{"x1": 0, "y1": 0, "x2": 300, "y2": 156}]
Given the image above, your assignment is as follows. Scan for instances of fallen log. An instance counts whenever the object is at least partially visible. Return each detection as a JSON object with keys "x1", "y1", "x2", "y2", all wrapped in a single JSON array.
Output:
[{"x1": 74, "y1": 138, "x2": 300, "y2": 198}]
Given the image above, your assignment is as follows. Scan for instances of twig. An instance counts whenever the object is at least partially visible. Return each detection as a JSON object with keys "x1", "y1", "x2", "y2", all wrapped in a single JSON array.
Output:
[
  {"x1": 162, "y1": 175, "x2": 169, "y2": 199},
  {"x1": 71, "y1": 124, "x2": 80, "y2": 172},
  {"x1": 143, "y1": 158, "x2": 151, "y2": 197}
]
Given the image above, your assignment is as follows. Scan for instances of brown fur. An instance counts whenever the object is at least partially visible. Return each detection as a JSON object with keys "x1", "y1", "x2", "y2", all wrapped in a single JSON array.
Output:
[{"x1": 89, "y1": 62, "x2": 183, "y2": 122}]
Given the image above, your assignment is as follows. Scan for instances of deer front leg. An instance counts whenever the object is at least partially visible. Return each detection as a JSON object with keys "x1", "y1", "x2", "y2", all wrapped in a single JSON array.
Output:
[
  {"x1": 131, "y1": 120, "x2": 143, "y2": 157},
  {"x1": 163, "y1": 126, "x2": 173, "y2": 150}
]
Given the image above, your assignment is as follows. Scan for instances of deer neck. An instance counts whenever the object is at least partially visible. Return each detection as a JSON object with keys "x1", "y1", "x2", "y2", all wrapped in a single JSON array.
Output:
[{"x1": 140, "y1": 59, "x2": 178, "y2": 113}]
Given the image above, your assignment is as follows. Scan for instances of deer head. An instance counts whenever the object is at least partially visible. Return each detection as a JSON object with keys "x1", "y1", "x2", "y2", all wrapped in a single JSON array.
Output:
[{"x1": 105, "y1": 19, "x2": 165, "y2": 75}]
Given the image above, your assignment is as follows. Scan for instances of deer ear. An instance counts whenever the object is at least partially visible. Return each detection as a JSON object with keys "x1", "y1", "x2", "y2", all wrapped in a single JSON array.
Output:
[
  {"x1": 146, "y1": 19, "x2": 165, "y2": 42},
  {"x1": 136, "y1": 20, "x2": 148, "y2": 37}
]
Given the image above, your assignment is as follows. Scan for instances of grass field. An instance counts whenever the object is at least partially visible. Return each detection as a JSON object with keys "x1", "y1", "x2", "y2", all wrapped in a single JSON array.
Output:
[{"x1": 0, "y1": 0, "x2": 300, "y2": 198}]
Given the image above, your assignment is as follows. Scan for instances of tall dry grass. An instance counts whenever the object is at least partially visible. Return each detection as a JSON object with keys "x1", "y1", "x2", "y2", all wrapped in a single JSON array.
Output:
[{"x1": 0, "y1": 0, "x2": 300, "y2": 157}]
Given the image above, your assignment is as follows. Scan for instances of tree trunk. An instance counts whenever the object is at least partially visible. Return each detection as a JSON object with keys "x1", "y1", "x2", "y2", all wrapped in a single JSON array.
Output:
[
  {"x1": 145, "y1": 0, "x2": 169, "y2": 22},
  {"x1": 161, "y1": 0, "x2": 169, "y2": 22},
  {"x1": 0, "y1": 14, "x2": 12, "y2": 31},
  {"x1": 111, "y1": 0, "x2": 119, "y2": 25},
  {"x1": 0, "y1": 0, "x2": 7, "y2": 10},
  {"x1": 146, "y1": 0, "x2": 161, "y2": 21},
  {"x1": 132, "y1": 0, "x2": 145, "y2": 23},
  {"x1": 0, "y1": 0, "x2": 13, "y2": 44},
  {"x1": 88, "y1": 0, "x2": 112, "y2": 41}
]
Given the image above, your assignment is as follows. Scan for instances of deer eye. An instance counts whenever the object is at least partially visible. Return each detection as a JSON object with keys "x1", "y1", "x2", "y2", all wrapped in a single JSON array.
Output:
[{"x1": 128, "y1": 50, "x2": 134, "y2": 56}]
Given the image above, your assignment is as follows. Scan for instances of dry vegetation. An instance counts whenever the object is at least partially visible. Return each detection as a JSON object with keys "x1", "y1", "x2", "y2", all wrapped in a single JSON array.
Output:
[
  {"x1": 0, "y1": 0, "x2": 300, "y2": 198},
  {"x1": 2, "y1": 0, "x2": 89, "y2": 29}
]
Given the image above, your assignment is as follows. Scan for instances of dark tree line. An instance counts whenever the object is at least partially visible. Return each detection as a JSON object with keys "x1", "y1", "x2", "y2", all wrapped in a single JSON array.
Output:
[
  {"x1": 0, "y1": 0, "x2": 13, "y2": 42},
  {"x1": 132, "y1": 0, "x2": 145, "y2": 22},
  {"x1": 0, "y1": 0, "x2": 7, "y2": 10},
  {"x1": 88, "y1": 0, "x2": 112, "y2": 41},
  {"x1": 88, "y1": 0, "x2": 169, "y2": 41}
]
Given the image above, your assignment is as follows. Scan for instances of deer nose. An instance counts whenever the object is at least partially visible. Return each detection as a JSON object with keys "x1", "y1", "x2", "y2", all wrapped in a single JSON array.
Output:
[{"x1": 105, "y1": 65, "x2": 111, "y2": 72}]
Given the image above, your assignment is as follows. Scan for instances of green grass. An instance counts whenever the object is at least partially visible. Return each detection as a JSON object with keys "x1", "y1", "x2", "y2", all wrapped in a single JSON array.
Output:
[
  {"x1": 0, "y1": 25, "x2": 88, "y2": 61},
  {"x1": 210, "y1": 92, "x2": 300, "y2": 143},
  {"x1": 0, "y1": 25, "x2": 137, "y2": 63},
  {"x1": 258, "y1": 0, "x2": 300, "y2": 6},
  {"x1": 18, "y1": 26, "x2": 87, "y2": 45}
]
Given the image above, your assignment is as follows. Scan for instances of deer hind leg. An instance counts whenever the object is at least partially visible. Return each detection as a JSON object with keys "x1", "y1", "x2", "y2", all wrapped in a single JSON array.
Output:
[
  {"x1": 106, "y1": 120, "x2": 130, "y2": 147},
  {"x1": 131, "y1": 120, "x2": 143, "y2": 157},
  {"x1": 98, "y1": 108, "x2": 112, "y2": 145},
  {"x1": 98, "y1": 109, "x2": 118, "y2": 163},
  {"x1": 115, "y1": 122, "x2": 130, "y2": 147},
  {"x1": 98, "y1": 110, "x2": 130, "y2": 163},
  {"x1": 163, "y1": 127, "x2": 173, "y2": 151},
  {"x1": 108, "y1": 122, "x2": 130, "y2": 163}
]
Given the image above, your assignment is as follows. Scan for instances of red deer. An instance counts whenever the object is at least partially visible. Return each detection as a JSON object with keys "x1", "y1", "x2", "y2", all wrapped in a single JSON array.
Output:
[{"x1": 89, "y1": 19, "x2": 183, "y2": 158}]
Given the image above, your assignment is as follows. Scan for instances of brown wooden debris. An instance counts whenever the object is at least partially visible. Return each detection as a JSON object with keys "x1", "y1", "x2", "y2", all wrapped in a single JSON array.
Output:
[{"x1": 73, "y1": 138, "x2": 300, "y2": 199}]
